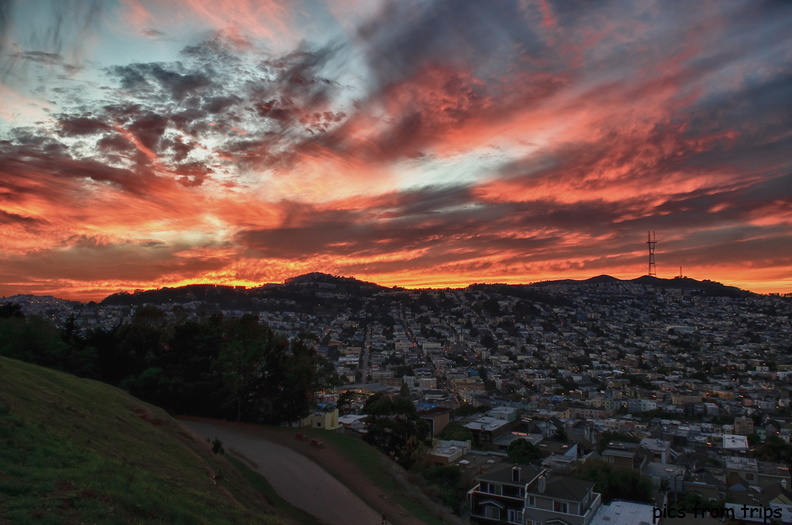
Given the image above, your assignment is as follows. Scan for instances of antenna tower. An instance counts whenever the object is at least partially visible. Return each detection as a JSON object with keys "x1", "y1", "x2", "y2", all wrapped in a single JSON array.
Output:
[{"x1": 646, "y1": 231, "x2": 657, "y2": 277}]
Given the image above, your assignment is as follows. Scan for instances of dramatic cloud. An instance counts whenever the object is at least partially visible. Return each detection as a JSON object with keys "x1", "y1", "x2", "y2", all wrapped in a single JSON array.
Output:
[{"x1": 0, "y1": 0, "x2": 791, "y2": 300}]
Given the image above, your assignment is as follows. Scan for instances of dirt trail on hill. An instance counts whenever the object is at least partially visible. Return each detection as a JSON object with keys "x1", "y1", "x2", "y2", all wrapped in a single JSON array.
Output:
[{"x1": 180, "y1": 418, "x2": 425, "y2": 525}]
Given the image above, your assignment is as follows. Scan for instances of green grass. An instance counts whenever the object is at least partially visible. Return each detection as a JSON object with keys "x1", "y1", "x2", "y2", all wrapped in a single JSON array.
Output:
[
  {"x1": 283, "y1": 427, "x2": 447, "y2": 525},
  {"x1": 0, "y1": 356, "x2": 292, "y2": 524}
]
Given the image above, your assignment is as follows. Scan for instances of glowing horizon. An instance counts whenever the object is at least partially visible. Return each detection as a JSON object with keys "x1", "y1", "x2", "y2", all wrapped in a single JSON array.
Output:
[
  {"x1": 1, "y1": 1, "x2": 791, "y2": 302},
  {"x1": 4, "y1": 265, "x2": 788, "y2": 303}
]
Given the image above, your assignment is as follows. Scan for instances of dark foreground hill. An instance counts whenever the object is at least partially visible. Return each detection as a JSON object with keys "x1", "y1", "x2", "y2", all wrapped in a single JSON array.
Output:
[{"x1": 0, "y1": 356, "x2": 295, "y2": 524}]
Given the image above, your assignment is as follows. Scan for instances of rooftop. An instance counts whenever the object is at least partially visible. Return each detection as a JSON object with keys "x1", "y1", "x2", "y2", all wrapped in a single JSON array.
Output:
[
  {"x1": 528, "y1": 475, "x2": 595, "y2": 501},
  {"x1": 590, "y1": 500, "x2": 654, "y2": 525},
  {"x1": 477, "y1": 465, "x2": 543, "y2": 487}
]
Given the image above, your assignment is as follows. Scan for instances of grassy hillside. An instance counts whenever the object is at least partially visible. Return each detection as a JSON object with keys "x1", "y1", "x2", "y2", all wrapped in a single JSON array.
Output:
[{"x1": 0, "y1": 356, "x2": 300, "y2": 524}]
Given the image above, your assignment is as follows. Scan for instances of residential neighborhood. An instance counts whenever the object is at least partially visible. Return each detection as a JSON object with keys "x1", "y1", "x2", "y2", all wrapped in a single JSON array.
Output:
[{"x1": 4, "y1": 273, "x2": 792, "y2": 523}]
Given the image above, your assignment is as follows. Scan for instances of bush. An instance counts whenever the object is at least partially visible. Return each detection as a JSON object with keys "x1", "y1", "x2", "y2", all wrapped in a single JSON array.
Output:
[{"x1": 211, "y1": 437, "x2": 224, "y2": 454}]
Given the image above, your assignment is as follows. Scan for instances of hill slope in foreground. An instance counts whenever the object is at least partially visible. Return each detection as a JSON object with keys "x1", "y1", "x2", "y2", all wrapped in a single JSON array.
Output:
[{"x1": 0, "y1": 356, "x2": 295, "y2": 524}]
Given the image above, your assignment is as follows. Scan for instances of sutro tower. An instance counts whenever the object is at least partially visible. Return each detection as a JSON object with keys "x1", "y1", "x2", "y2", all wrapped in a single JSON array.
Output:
[{"x1": 646, "y1": 231, "x2": 657, "y2": 276}]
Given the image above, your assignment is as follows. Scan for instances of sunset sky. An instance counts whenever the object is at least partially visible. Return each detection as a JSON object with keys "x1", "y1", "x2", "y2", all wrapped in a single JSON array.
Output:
[{"x1": 1, "y1": 0, "x2": 791, "y2": 301}]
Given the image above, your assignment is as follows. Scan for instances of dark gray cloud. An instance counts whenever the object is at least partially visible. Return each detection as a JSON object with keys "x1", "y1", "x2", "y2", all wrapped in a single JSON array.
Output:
[
  {"x1": 111, "y1": 62, "x2": 215, "y2": 101},
  {"x1": 0, "y1": 135, "x2": 157, "y2": 197},
  {"x1": 0, "y1": 237, "x2": 228, "y2": 282},
  {"x1": 357, "y1": 0, "x2": 549, "y2": 86},
  {"x1": 58, "y1": 116, "x2": 110, "y2": 135},
  {"x1": 0, "y1": 208, "x2": 46, "y2": 227},
  {"x1": 234, "y1": 185, "x2": 641, "y2": 261}
]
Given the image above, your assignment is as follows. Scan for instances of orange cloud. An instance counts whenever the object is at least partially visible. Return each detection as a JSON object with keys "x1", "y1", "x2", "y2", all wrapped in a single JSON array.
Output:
[{"x1": 2, "y1": 0, "x2": 791, "y2": 300}]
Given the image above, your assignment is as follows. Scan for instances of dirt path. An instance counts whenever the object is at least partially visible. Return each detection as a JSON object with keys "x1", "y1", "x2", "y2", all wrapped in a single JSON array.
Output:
[{"x1": 180, "y1": 418, "x2": 424, "y2": 525}]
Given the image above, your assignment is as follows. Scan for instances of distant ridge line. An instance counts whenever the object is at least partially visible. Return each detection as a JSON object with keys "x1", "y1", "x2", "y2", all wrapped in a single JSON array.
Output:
[
  {"x1": 0, "y1": 272, "x2": 760, "y2": 305},
  {"x1": 91, "y1": 273, "x2": 752, "y2": 305}
]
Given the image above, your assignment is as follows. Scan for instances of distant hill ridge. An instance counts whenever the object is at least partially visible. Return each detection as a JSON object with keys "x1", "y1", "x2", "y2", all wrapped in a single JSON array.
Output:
[{"x1": 93, "y1": 272, "x2": 752, "y2": 306}]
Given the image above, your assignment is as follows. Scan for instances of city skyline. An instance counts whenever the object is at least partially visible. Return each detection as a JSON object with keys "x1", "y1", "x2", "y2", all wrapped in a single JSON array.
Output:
[{"x1": 1, "y1": 0, "x2": 791, "y2": 301}]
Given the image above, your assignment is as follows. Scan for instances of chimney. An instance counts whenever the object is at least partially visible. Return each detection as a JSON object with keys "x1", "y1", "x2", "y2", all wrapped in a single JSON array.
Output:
[
  {"x1": 537, "y1": 475, "x2": 546, "y2": 494},
  {"x1": 512, "y1": 466, "x2": 521, "y2": 483}
]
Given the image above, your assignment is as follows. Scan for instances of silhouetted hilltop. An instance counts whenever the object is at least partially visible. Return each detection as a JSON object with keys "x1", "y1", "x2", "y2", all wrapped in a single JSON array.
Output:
[
  {"x1": 466, "y1": 283, "x2": 575, "y2": 307},
  {"x1": 585, "y1": 275, "x2": 621, "y2": 284},
  {"x1": 629, "y1": 275, "x2": 750, "y2": 297},
  {"x1": 527, "y1": 275, "x2": 751, "y2": 298},
  {"x1": 280, "y1": 272, "x2": 387, "y2": 293},
  {"x1": 94, "y1": 273, "x2": 755, "y2": 307},
  {"x1": 101, "y1": 284, "x2": 245, "y2": 306},
  {"x1": 99, "y1": 273, "x2": 388, "y2": 312}
]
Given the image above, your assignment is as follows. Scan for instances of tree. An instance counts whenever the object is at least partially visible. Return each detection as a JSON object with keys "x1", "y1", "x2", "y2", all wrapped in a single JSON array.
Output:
[
  {"x1": 277, "y1": 338, "x2": 318, "y2": 424},
  {"x1": 554, "y1": 427, "x2": 569, "y2": 442},
  {"x1": 508, "y1": 439, "x2": 543, "y2": 465},
  {"x1": 364, "y1": 394, "x2": 395, "y2": 415},
  {"x1": 574, "y1": 460, "x2": 652, "y2": 503},
  {"x1": 0, "y1": 303, "x2": 23, "y2": 318},
  {"x1": 420, "y1": 465, "x2": 467, "y2": 511},
  {"x1": 400, "y1": 381, "x2": 410, "y2": 399},
  {"x1": 363, "y1": 392, "x2": 429, "y2": 469},
  {"x1": 455, "y1": 404, "x2": 489, "y2": 417},
  {"x1": 364, "y1": 416, "x2": 430, "y2": 469},
  {"x1": 337, "y1": 391, "x2": 359, "y2": 415},
  {"x1": 754, "y1": 436, "x2": 792, "y2": 465},
  {"x1": 0, "y1": 314, "x2": 70, "y2": 371},
  {"x1": 439, "y1": 421, "x2": 474, "y2": 442},
  {"x1": 216, "y1": 315, "x2": 273, "y2": 421}
]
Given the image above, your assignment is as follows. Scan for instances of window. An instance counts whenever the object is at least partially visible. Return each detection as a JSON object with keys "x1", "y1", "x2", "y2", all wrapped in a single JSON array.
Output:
[
  {"x1": 553, "y1": 501, "x2": 568, "y2": 513},
  {"x1": 508, "y1": 509, "x2": 523, "y2": 524},
  {"x1": 485, "y1": 505, "x2": 501, "y2": 520},
  {"x1": 482, "y1": 482, "x2": 503, "y2": 495},
  {"x1": 527, "y1": 496, "x2": 536, "y2": 507}
]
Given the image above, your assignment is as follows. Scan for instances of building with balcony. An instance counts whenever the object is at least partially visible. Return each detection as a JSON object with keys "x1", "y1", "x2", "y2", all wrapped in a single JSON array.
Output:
[{"x1": 468, "y1": 465, "x2": 603, "y2": 525}]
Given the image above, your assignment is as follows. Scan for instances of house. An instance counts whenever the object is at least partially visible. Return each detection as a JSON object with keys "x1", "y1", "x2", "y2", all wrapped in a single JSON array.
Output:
[
  {"x1": 724, "y1": 483, "x2": 792, "y2": 523},
  {"x1": 468, "y1": 465, "x2": 603, "y2": 525},
  {"x1": 643, "y1": 462, "x2": 684, "y2": 492},
  {"x1": 465, "y1": 417, "x2": 513, "y2": 446},
  {"x1": 488, "y1": 406, "x2": 519, "y2": 422},
  {"x1": 725, "y1": 456, "x2": 791, "y2": 490},
  {"x1": 542, "y1": 443, "x2": 579, "y2": 475},
  {"x1": 600, "y1": 442, "x2": 649, "y2": 471},
  {"x1": 734, "y1": 416, "x2": 755, "y2": 435},
  {"x1": 418, "y1": 407, "x2": 453, "y2": 436},
  {"x1": 468, "y1": 465, "x2": 540, "y2": 524},
  {"x1": 639, "y1": 437, "x2": 673, "y2": 463},
  {"x1": 684, "y1": 467, "x2": 727, "y2": 502},
  {"x1": 300, "y1": 407, "x2": 341, "y2": 430},
  {"x1": 427, "y1": 439, "x2": 471, "y2": 466},
  {"x1": 523, "y1": 473, "x2": 602, "y2": 525}
]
